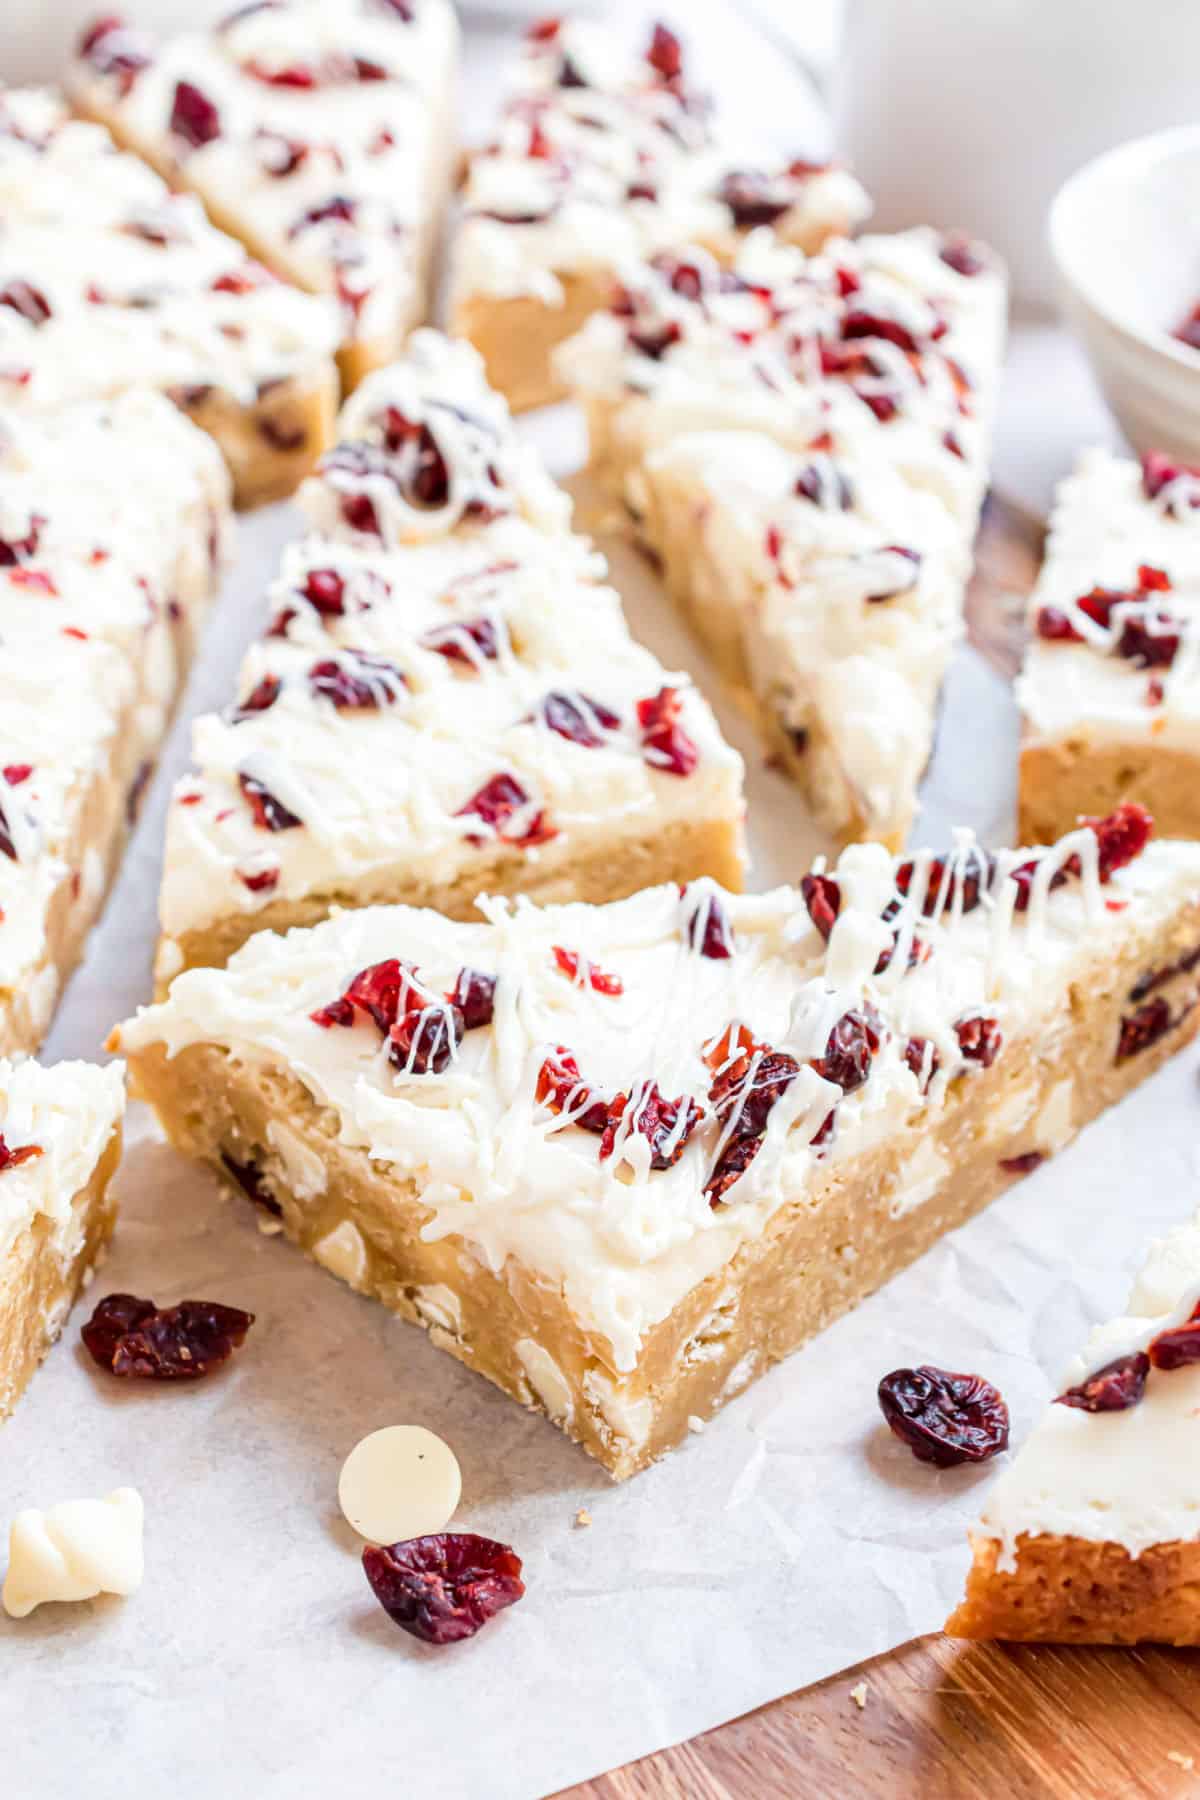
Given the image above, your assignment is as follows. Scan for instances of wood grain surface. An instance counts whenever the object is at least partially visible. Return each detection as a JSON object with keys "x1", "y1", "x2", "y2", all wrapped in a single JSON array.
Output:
[{"x1": 559, "y1": 495, "x2": 1200, "y2": 1800}]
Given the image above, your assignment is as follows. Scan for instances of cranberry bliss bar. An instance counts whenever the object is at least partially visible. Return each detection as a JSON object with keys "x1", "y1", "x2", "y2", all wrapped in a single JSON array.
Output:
[
  {"x1": 0, "y1": 1057, "x2": 125, "y2": 1420},
  {"x1": 116, "y1": 807, "x2": 1200, "y2": 1478},
  {"x1": 447, "y1": 16, "x2": 870, "y2": 412},
  {"x1": 557, "y1": 228, "x2": 1006, "y2": 848},
  {"x1": 68, "y1": 0, "x2": 459, "y2": 392},
  {"x1": 1019, "y1": 448, "x2": 1200, "y2": 846},
  {"x1": 153, "y1": 331, "x2": 745, "y2": 984},
  {"x1": 0, "y1": 88, "x2": 339, "y2": 505},
  {"x1": 947, "y1": 1208, "x2": 1200, "y2": 1644},
  {"x1": 0, "y1": 390, "x2": 232, "y2": 1055}
]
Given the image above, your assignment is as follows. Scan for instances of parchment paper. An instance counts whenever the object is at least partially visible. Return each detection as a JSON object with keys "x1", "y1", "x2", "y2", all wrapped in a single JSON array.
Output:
[{"x1": 2, "y1": 10, "x2": 1187, "y2": 1799}]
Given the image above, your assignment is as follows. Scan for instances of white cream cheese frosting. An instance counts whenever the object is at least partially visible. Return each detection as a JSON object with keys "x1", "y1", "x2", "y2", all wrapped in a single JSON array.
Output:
[
  {"x1": 124, "y1": 823, "x2": 1200, "y2": 1370},
  {"x1": 0, "y1": 1056, "x2": 125, "y2": 1267},
  {"x1": 450, "y1": 17, "x2": 870, "y2": 309},
  {"x1": 0, "y1": 87, "x2": 338, "y2": 412},
  {"x1": 1018, "y1": 446, "x2": 1200, "y2": 751},
  {"x1": 68, "y1": 0, "x2": 459, "y2": 351},
  {"x1": 973, "y1": 1211, "x2": 1200, "y2": 1565}
]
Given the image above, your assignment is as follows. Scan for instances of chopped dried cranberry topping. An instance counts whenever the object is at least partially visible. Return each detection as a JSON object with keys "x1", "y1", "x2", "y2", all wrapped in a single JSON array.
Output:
[
  {"x1": 170, "y1": 80, "x2": 221, "y2": 149},
  {"x1": 705, "y1": 1134, "x2": 762, "y2": 1204},
  {"x1": 954, "y1": 1015, "x2": 1001, "y2": 1068},
  {"x1": 389, "y1": 1003, "x2": 463, "y2": 1075},
  {"x1": 0, "y1": 799, "x2": 18, "y2": 862},
  {"x1": 0, "y1": 515, "x2": 42, "y2": 564},
  {"x1": 706, "y1": 1025, "x2": 800, "y2": 1179},
  {"x1": 3, "y1": 764, "x2": 31, "y2": 785},
  {"x1": 308, "y1": 651, "x2": 406, "y2": 709},
  {"x1": 628, "y1": 320, "x2": 682, "y2": 361},
  {"x1": 255, "y1": 128, "x2": 308, "y2": 177},
  {"x1": 529, "y1": 690, "x2": 621, "y2": 747},
  {"x1": 0, "y1": 281, "x2": 52, "y2": 327},
  {"x1": 599, "y1": 1081, "x2": 703, "y2": 1171},
  {"x1": 1034, "y1": 604, "x2": 1082, "y2": 642},
  {"x1": 646, "y1": 21, "x2": 683, "y2": 80},
  {"x1": 841, "y1": 308, "x2": 921, "y2": 354},
  {"x1": 800, "y1": 872, "x2": 841, "y2": 941},
  {"x1": 77, "y1": 15, "x2": 151, "y2": 92},
  {"x1": 299, "y1": 567, "x2": 347, "y2": 617},
  {"x1": 552, "y1": 946, "x2": 623, "y2": 995},
  {"x1": 363, "y1": 1533, "x2": 524, "y2": 1645},
  {"x1": 420, "y1": 615, "x2": 501, "y2": 667},
  {"x1": 455, "y1": 772, "x2": 554, "y2": 847},
  {"x1": 1129, "y1": 941, "x2": 1200, "y2": 1001},
  {"x1": 1117, "y1": 995, "x2": 1175, "y2": 1061},
  {"x1": 239, "y1": 771, "x2": 301, "y2": 831},
  {"x1": 812, "y1": 1007, "x2": 882, "y2": 1094},
  {"x1": 535, "y1": 1045, "x2": 609, "y2": 1132},
  {"x1": 939, "y1": 235, "x2": 986, "y2": 277},
  {"x1": 1148, "y1": 1304, "x2": 1200, "y2": 1371},
  {"x1": 1142, "y1": 449, "x2": 1200, "y2": 505},
  {"x1": 289, "y1": 195, "x2": 357, "y2": 236},
  {"x1": 684, "y1": 888, "x2": 734, "y2": 959},
  {"x1": 448, "y1": 966, "x2": 495, "y2": 1030},
  {"x1": 903, "y1": 1036, "x2": 939, "y2": 1089},
  {"x1": 637, "y1": 685, "x2": 698, "y2": 776},
  {"x1": 794, "y1": 461, "x2": 854, "y2": 509},
  {"x1": 1000, "y1": 1150, "x2": 1046, "y2": 1176},
  {"x1": 218, "y1": 1150, "x2": 281, "y2": 1214},
  {"x1": 234, "y1": 673, "x2": 281, "y2": 718},
  {"x1": 1087, "y1": 801, "x2": 1152, "y2": 880},
  {"x1": 878, "y1": 1365, "x2": 1009, "y2": 1466},
  {"x1": 0, "y1": 1134, "x2": 42, "y2": 1171},
  {"x1": 718, "y1": 169, "x2": 792, "y2": 229},
  {"x1": 1056, "y1": 1351, "x2": 1149, "y2": 1412},
  {"x1": 81, "y1": 1292, "x2": 254, "y2": 1380},
  {"x1": 311, "y1": 958, "x2": 422, "y2": 1032},
  {"x1": 238, "y1": 866, "x2": 279, "y2": 893},
  {"x1": 893, "y1": 847, "x2": 994, "y2": 917}
]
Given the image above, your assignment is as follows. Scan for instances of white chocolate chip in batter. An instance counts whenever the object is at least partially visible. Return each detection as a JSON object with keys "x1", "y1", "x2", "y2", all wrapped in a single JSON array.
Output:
[{"x1": 337, "y1": 1426, "x2": 462, "y2": 1546}]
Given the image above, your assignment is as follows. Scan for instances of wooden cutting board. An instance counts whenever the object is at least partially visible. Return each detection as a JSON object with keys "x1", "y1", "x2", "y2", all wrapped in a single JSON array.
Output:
[{"x1": 558, "y1": 495, "x2": 1200, "y2": 1800}]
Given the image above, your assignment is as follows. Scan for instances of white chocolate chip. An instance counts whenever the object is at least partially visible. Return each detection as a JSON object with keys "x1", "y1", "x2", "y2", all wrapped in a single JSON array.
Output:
[
  {"x1": 313, "y1": 1220, "x2": 368, "y2": 1289},
  {"x1": 3, "y1": 1488, "x2": 144, "y2": 1618},
  {"x1": 337, "y1": 1426, "x2": 461, "y2": 1546}
]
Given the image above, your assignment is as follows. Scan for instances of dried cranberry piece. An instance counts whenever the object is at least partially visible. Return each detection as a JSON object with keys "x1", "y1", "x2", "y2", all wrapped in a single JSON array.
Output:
[
  {"x1": 81, "y1": 1292, "x2": 254, "y2": 1380},
  {"x1": 363, "y1": 1533, "x2": 524, "y2": 1645},
  {"x1": 375, "y1": 407, "x2": 450, "y2": 507},
  {"x1": 683, "y1": 888, "x2": 734, "y2": 959},
  {"x1": 1035, "y1": 604, "x2": 1083, "y2": 642},
  {"x1": 535, "y1": 1045, "x2": 609, "y2": 1132},
  {"x1": 0, "y1": 514, "x2": 42, "y2": 565},
  {"x1": 449, "y1": 966, "x2": 495, "y2": 1030},
  {"x1": 1148, "y1": 1305, "x2": 1200, "y2": 1371},
  {"x1": 311, "y1": 958, "x2": 421, "y2": 1032},
  {"x1": 705, "y1": 1134, "x2": 761, "y2": 1203},
  {"x1": 1142, "y1": 449, "x2": 1200, "y2": 504},
  {"x1": 239, "y1": 866, "x2": 278, "y2": 893},
  {"x1": 552, "y1": 946, "x2": 623, "y2": 995},
  {"x1": 298, "y1": 567, "x2": 347, "y2": 618},
  {"x1": 170, "y1": 80, "x2": 221, "y2": 149},
  {"x1": 637, "y1": 685, "x2": 698, "y2": 777},
  {"x1": 954, "y1": 1015, "x2": 1001, "y2": 1068},
  {"x1": 707, "y1": 1032, "x2": 800, "y2": 1140},
  {"x1": 388, "y1": 1004, "x2": 463, "y2": 1075},
  {"x1": 794, "y1": 461, "x2": 854, "y2": 509},
  {"x1": 0, "y1": 1134, "x2": 42, "y2": 1171},
  {"x1": 878, "y1": 1365, "x2": 1009, "y2": 1466},
  {"x1": 234, "y1": 673, "x2": 281, "y2": 719},
  {"x1": 599, "y1": 1081, "x2": 703, "y2": 1171},
  {"x1": 893, "y1": 847, "x2": 995, "y2": 918},
  {"x1": 1056, "y1": 1351, "x2": 1149, "y2": 1412},
  {"x1": 1086, "y1": 800, "x2": 1152, "y2": 881},
  {"x1": 255, "y1": 128, "x2": 308, "y2": 177},
  {"x1": 0, "y1": 798, "x2": 18, "y2": 862},
  {"x1": 529, "y1": 690, "x2": 620, "y2": 747},
  {"x1": 1117, "y1": 995, "x2": 1173, "y2": 1061},
  {"x1": 812, "y1": 1008, "x2": 882, "y2": 1094},
  {"x1": 628, "y1": 320, "x2": 682, "y2": 361},
  {"x1": 77, "y1": 15, "x2": 151, "y2": 92},
  {"x1": 939, "y1": 234, "x2": 986, "y2": 277},
  {"x1": 219, "y1": 1149, "x2": 282, "y2": 1214},
  {"x1": 800, "y1": 872, "x2": 841, "y2": 941},
  {"x1": 1129, "y1": 942, "x2": 1200, "y2": 1001},
  {"x1": 239, "y1": 771, "x2": 301, "y2": 831},
  {"x1": 718, "y1": 170, "x2": 792, "y2": 229},
  {"x1": 0, "y1": 281, "x2": 52, "y2": 327},
  {"x1": 454, "y1": 772, "x2": 554, "y2": 847},
  {"x1": 289, "y1": 195, "x2": 357, "y2": 238},
  {"x1": 999, "y1": 1150, "x2": 1045, "y2": 1175},
  {"x1": 646, "y1": 21, "x2": 683, "y2": 80},
  {"x1": 308, "y1": 652, "x2": 405, "y2": 709},
  {"x1": 3, "y1": 764, "x2": 32, "y2": 785},
  {"x1": 420, "y1": 615, "x2": 500, "y2": 667},
  {"x1": 903, "y1": 1036, "x2": 939, "y2": 1088},
  {"x1": 841, "y1": 308, "x2": 920, "y2": 355}
]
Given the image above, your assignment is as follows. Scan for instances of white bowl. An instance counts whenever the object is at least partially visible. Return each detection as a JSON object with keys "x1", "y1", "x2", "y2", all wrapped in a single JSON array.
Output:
[{"x1": 1049, "y1": 125, "x2": 1200, "y2": 463}]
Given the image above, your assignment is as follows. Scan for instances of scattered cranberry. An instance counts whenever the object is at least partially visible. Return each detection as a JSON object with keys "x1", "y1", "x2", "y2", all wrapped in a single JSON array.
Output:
[
  {"x1": 239, "y1": 771, "x2": 302, "y2": 832},
  {"x1": 841, "y1": 308, "x2": 920, "y2": 355},
  {"x1": 1149, "y1": 1303, "x2": 1200, "y2": 1371},
  {"x1": 794, "y1": 461, "x2": 854, "y2": 509},
  {"x1": 535, "y1": 1045, "x2": 609, "y2": 1132},
  {"x1": 239, "y1": 866, "x2": 279, "y2": 893},
  {"x1": 1087, "y1": 801, "x2": 1152, "y2": 881},
  {"x1": 529, "y1": 690, "x2": 620, "y2": 747},
  {"x1": 646, "y1": 21, "x2": 683, "y2": 80},
  {"x1": 552, "y1": 946, "x2": 623, "y2": 995},
  {"x1": 3, "y1": 764, "x2": 32, "y2": 785},
  {"x1": 939, "y1": 234, "x2": 986, "y2": 277},
  {"x1": 878, "y1": 1364, "x2": 1009, "y2": 1466},
  {"x1": 296, "y1": 567, "x2": 347, "y2": 620},
  {"x1": 448, "y1": 966, "x2": 495, "y2": 1030},
  {"x1": 684, "y1": 889, "x2": 734, "y2": 959},
  {"x1": 1056, "y1": 1351, "x2": 1149, "y2": 1412},
  {"x1": 893, "y1": 847, "x2": 993, "y2": 918},
  {"x1": 1142, "y1": 449, "x2": 1200, "y2": 505},
  {"x1": 903, "y1": 1036, "x2": 939, "y2": 1088},
  {"x1": 255, "y1": 128, "x2": 307, "y2": 178},
  {"x1": 1129, "y1": 942, "x2": 1200, "y2": 1001},
  {"x1": 0, "y1": 515, "x2": 42, "y2": 564},
  {"x1": 637, "y1": 685, "x2": 698, "y2": 776},
  {"x1": 627, "y1": 319, "x2": 682, "y2": 361},
  {"x1": 170, "y1": 80, "x2": 221, "y2": 149},
  {"x1": 420, "y1": 615, "x2": 500, "y2": 667},
  {"x1": 0, "y1": 281, "x2": 52, "y2": 327},
  {"x1": 1117, "y1": 995, "x2": 1174, "y2": 1061},
  {"x1": 454, "y1": 773, "x2": 554, "y2": 847},
  {"x1": 801, "y1": 872, "x2": 840, "y2": 940},
  {"x1": 308, "y1": 652, "x2": 405, "y2": 709},
  {"x1": 812, "y1": 1007, "x2": 882, "y2": 1094},
  {"x1": 0, "y1": 799, "x2": 18, "y2": 862},
  {"x1": 704, "y1": 1025, "x2": 799, "y2": 1202},
  {"x1": 388, "y1": 1004, "x2": 463, "y2": 1075},
  {"x1": 718, "y1": 169, "x2": 792, "y2": 229},
  {"x1": 311, "y1": 958, "x2": 421, "y2": 1033},
  {"x1": 289, "y1": 195, "x2": 357, "y2": 237},
  {"x1": 234, "y1": 673, "x2": 281, "y2": 718},
  {"x1": 599, "y1": 1082, "x2": 703, "y2": 1171},
  {"x1": 954, "y1": 1015, "x2": 1002, "y2": 1068},
  {"x1": 705, "y1": 1134, "x2": 761, "y2": 1204},
  {"x1": 999, "y1": 1150, "x2": 1045, "y2": 1176},
  {"x1": 77, "y1": 15, "x2": 151, "y2": 93},
  {"x1": 0, "y1": 1134, "x2": 42, "y2": 1171},
  {"x1": 363, "y1": 1533, "x2": 524, "y2": 1645},
  {"x1": 81, "y1": 1292, "x2": 254, "y2": 1380}
]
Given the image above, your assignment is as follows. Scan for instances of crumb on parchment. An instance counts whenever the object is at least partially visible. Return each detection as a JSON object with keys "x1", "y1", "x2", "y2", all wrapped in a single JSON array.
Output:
[{"x1": 850, "y1": 1682, "x2": 868, "y2": 1711}]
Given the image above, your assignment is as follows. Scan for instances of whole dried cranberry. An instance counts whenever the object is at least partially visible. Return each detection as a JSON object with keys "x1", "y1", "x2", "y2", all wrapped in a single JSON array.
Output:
[
  {"x1": 388, "y1": 1004, "x2": 463, "y2": 1075},
  {"x1": 78, "y1": 15, "x2": 151, "y2": 92},
  {"x1": 893, "y1": 847, "x2": 994, "y2": 918},
  {"x1": 1056, "y1": 1351, "x2": 1149, "y2": 1412},
  {"x1": 297, "y1": 567, "x2": 347, "y2": 619},
  {"x1": 529, "y1": 690, "x2": 621, "y2": 747},
  {"x1": 903, "y1": 1036, "x2": 939, "y2": 1088},
  {"x1": 0, "y1": 1134, "x2": 42, "y2": 1171},
  {"x1": 628, "y1": 320, "x2": 682, "y2": 361},
  {"x1": 637, "y1": 686, "x2": 698, "y2": 777},
  {"x1": 363, "y1": 1533, "x2": 524, "y2": 1645},
  {"x1": 599, "y1": 1081, "x2": 703, "y2": 1171},
  {"x1": 1142, "y1": 449, "x2": 1200, "y2": 505},
  {"x1": 239, "y1": 771, "x2": 302, "y2": 832},
  {"x1": 455, "y1": 772, "x2": 554, "y2": 847},
  {"x1": 1129, "y1": 942, "x2": 1200, "y2": 1001},
  {"x1": 708, "y1": 1034, "x2": 799, "y2": 1141},
  {"x1": 552, "y1": 946, "x2": 623, "y2": 995},
  {"x1": 1086, "y1": 801, "x2": 1152, "y2": 880},
  {"x1": 794, "y1": 461, "x2": 854, "y2": 509},
  {"x1": 801, "y1": 872, "x2": 841, "y2": 941},
  {"x1": 954, "y1": 1014, "x2": 1001, "y2": 1068},
  {"x1": 705, "y1": 1133, "x2": 761, "y2": 1203},
  {"x1": 841, "y1": 308, "x2": 921, "y2": 355},
  {"x1": 878, "y1": 1364, "x2": 1009, "y2": 1466},
  {"x1": 684, "y1": 888, "x2": 734, "y2": 959},
  {"x1": 234, "y1": 672, "x2": 281, "y2": 718},
  {"x1": 939, "y1": 235, "x2": 986, "y2": 277},
  {"x1": 812, "y1": 1008, "x2": 882, "y2": 1094},
  {"x1": 535, "y1": 1045, "x2": 609, "y2": 1132},
  {"x1": 1117, "y1": 996, "x2": 1174, "y2": 1060},
  {"x1": 0, "y1": 281, "x2": 52, "y2": 327},
  {"x1": 311, "y1": 958, "x2": 421, "y2": 1032},
  {"x1": 718, "y1": 169, "x2": 792, "y2": 229},
  {"x1": 0, "y1": 514, "x2": 42, "y2": 564},
  {"x1": 420, "y1": 615, "x2": 500, "y2": 666},
  {"x1": 646, "y1": 21, "x2": 683, "y2": 80},
  {"x1": 308, "y1": 652, "x2": 405, "y2": 709},
  {"x1": 375, "y1": 408, "x2": 450, "y2": 508},
  {"x1": 448, "y1": 966, "x2": 495, "y2": 1030},
  {"x1": 82, "y1": 1292, "x2": 254, "y2": 1380},
  {"x1": 170, "y1": 80, "x2": 221, "y2": 149}
]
